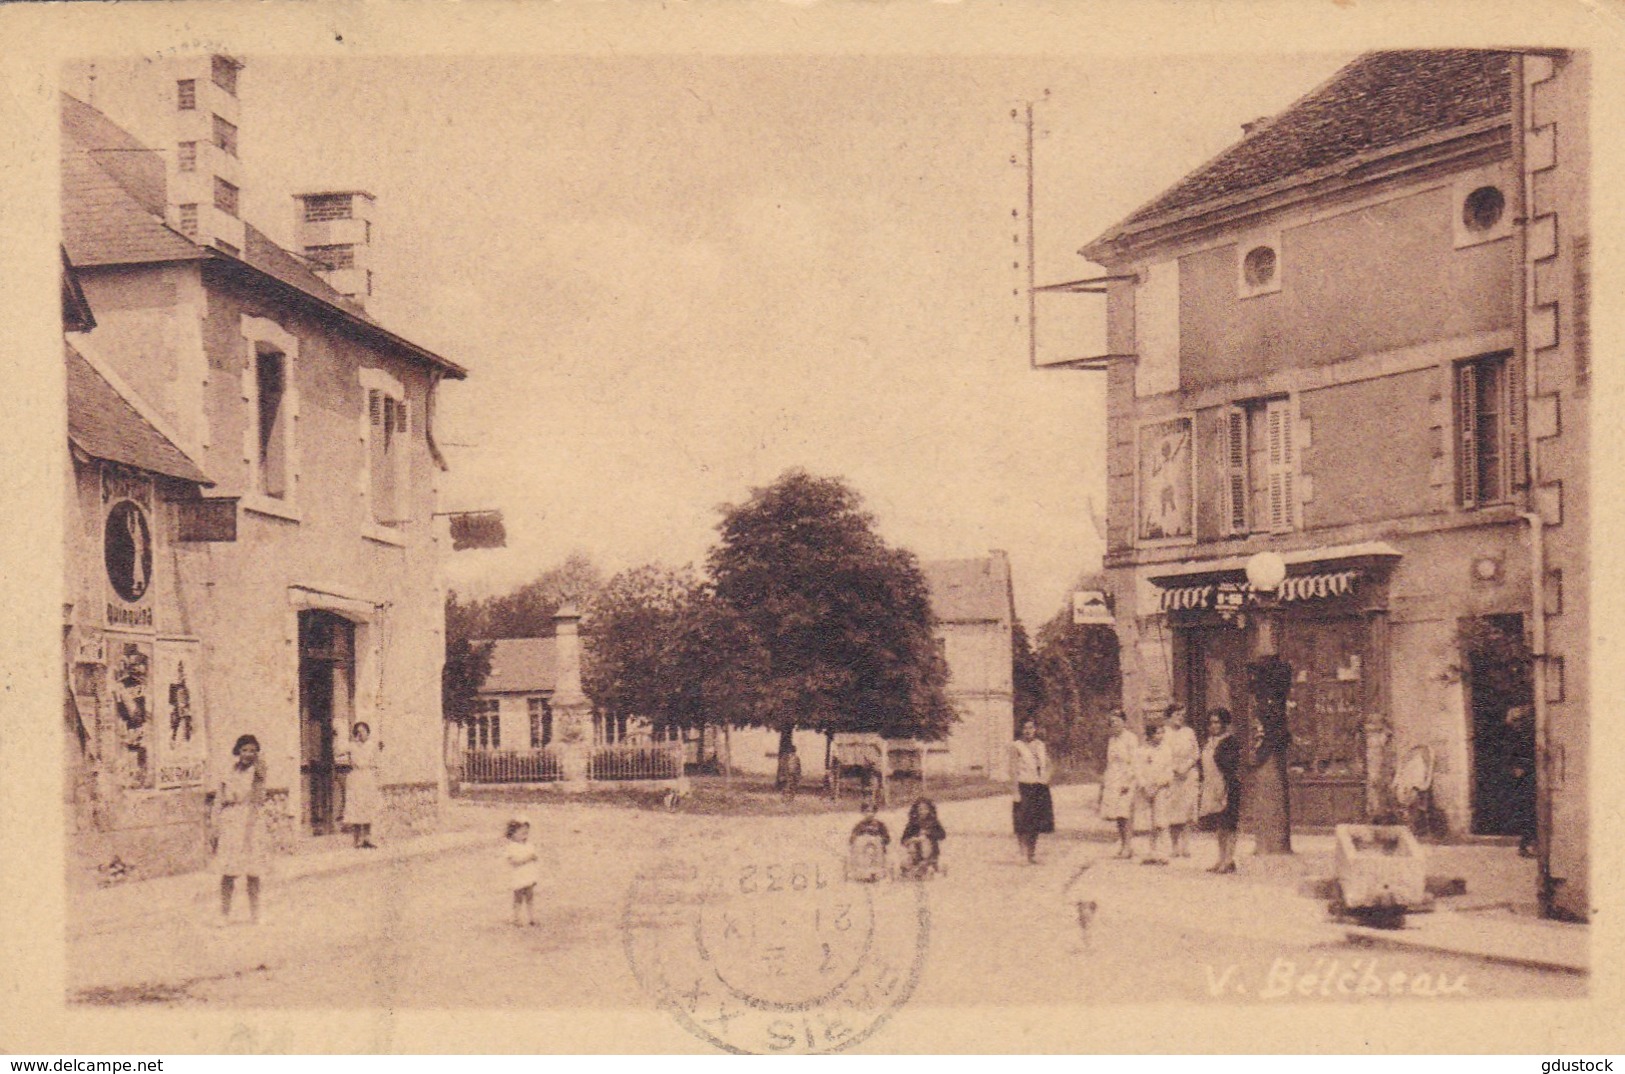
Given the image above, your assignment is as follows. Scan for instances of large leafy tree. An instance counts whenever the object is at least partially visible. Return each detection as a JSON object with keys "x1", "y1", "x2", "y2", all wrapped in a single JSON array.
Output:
[
  {"x1": 582, "y1": 564, "x2": 712, "y2": 733},
  {"x1": 707, "y1": 470, "x2": 954, "y2": 752}
]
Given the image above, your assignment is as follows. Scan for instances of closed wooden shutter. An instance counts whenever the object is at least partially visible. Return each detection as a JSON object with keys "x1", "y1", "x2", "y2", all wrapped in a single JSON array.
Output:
[
  {"x1": 1458, "y1": 362, "x2": 1479, "y2": 507},
  {"x1": 1506, "y1": 354, "x2": 1526, "y2": 491},
  {"x1": 1224, "y1": 407, "x2": 1249, "y2": 535},
  {"x1": 1266, "y1": 399, "x2": 1296, "y2": 532}
]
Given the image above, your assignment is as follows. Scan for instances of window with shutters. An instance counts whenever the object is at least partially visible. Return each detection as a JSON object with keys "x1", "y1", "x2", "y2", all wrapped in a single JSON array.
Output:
[
  {"x1": 239, "y1": 316, "x2": 301, "y2": 519},
  {"x1": 1221, "y1": 406, "x2": 1250, "y2": 535},
  {"x1": 177, "y1": 142, "x2": 197, "y2": 172},
  {"x1": 1456, "y1": 352, "x2": 1523, "y2": 508},
  {"x1": 1263, "y1": 398, "x2": 1299, "y2": 533},
  {"x1": 1219, "y1": 399, "x2": 1296, "y2": 536},
  {"x1": 255, "y1": 346, "x2": 288, "y2": 498},
  {"x1": 176, "y1": 80, "x2": 196, "y2": 111},
  {"x1": 360, "y1": 369, "x2": 411, "y2": 532}
]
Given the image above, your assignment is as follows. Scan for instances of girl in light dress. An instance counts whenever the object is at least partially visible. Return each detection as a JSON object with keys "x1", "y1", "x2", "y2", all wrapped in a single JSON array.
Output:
[
  {"x1": 505, "y1": 817, "x2": 540, "y2": 926},
  {"x1": 1133, "y1": 721, "x2": 1174, "y2": 865},
  {"x1": 1098, "y1": 710, "x2": 1137, "y2": 858},
  {"x1": 211, "y1": 733, "x2": 268, "y2": 924},
  {"x1": 1164, "y1": 704, "x2": 1201, "y2": 859}
]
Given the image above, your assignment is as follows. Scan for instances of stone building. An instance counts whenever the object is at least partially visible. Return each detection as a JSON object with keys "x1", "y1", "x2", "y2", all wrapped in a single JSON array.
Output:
[
  {"x1": 61, "y1": 57, "x2": 467, "y2": 878},
  {"x1": 1079, "y1": 50, "x2": 1587, "y2": 918}
]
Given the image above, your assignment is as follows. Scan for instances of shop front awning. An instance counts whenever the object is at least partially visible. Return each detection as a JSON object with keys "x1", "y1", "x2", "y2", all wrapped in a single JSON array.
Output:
[
  {"x1": 1157, "y1": 570, "x2": 1361, "y2": 613},
  {"x1": 1148, "y1": 542, "x2": 1402, "y2": 614}
]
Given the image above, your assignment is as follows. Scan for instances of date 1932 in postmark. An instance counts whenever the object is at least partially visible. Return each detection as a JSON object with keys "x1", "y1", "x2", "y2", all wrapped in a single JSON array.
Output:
[{"x1": 623, "y1": 845, "x2": 930, "y2": 1054}]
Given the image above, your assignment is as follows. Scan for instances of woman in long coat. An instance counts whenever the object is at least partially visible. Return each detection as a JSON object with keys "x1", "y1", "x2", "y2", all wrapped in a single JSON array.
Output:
[
  {"x1": 1010, "y1": 719, "x2": 1054, "y2": 865},
  {"x1": 1098, "y1": 710, "x2": 1137, "y2": 858},
  {"x1": 211, "y1": 734, "x2": 268, "y2": 923},
  {"x1": 343, "y1": 721, "x2": 383, "y2": 849},
  {"x1": 1198, "y1": 707, "x2": 1243, "y2": 873},
  {"x1": 1133, "y1": 721, "x2": 1174, "y2": 865},
  {"x1": 1164, "y1": 704, "x2": 1201, "y2": 858}
]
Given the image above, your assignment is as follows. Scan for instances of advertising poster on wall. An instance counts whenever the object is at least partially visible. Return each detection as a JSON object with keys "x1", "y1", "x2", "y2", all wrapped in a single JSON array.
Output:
[
  {"x1": 154, "y1": 639, "x2": 207, "y2": 787},
  {"x1": 108, "y1": 637, "x2": 154, "y2": 790},
  {"x1": 1136, "y1": 416, "x2": 1193, "y2": 542},
  {"x1": 101, "y1": 464, "x2": 155, "y2": 631}
]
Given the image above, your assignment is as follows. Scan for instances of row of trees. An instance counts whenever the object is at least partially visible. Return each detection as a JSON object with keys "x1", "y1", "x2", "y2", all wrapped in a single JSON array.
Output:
[{"x1": 444, "y1": 471, "x2": 1124, "y2": 772}]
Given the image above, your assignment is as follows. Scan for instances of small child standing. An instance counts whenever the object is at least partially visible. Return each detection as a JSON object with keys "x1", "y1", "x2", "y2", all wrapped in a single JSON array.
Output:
[{"x1": 505, "y1": 817, "x2": 540, "y2": 926}]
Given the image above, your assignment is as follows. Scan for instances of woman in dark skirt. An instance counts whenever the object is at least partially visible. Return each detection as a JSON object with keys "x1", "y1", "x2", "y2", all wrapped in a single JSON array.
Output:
[
  {"x1": 1198, "y1": 707, "x2": 1243, "y2": 873},
  {"x1": 1010, "y1": 719, "x2": 1055, "y2": 864}
]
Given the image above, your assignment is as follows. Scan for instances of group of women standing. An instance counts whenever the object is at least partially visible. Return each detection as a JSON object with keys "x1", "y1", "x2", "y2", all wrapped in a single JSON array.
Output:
[
  {"x1": 1098, "y1": 704, "x2": 1242, "y2": 872},
  {"x1": 208, "y1": 722, "x2": 384, "y2": 924}
]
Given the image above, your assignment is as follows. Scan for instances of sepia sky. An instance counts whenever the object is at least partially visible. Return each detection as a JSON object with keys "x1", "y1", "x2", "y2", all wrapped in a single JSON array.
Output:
[{"x1": 67, "y1": 52, "x2": 1356, "y2": 627}]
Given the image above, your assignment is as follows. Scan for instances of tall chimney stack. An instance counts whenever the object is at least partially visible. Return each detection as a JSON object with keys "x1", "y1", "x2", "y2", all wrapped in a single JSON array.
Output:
[
  {"x1": 294, "y1": 190, "x2": 377, "y2": 306},
  {"x1": 164, "y1": 54, "x2": 246, "y2": 254}
]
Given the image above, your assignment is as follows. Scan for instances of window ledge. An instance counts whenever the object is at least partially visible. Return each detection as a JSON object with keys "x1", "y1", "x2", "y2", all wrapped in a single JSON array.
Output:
[
  {"x1": 241, "y1": 493, "x2": 301, "y2": 524},
  {"x1": 363, "y1": 523, "x2": 408, "y2": 548}
]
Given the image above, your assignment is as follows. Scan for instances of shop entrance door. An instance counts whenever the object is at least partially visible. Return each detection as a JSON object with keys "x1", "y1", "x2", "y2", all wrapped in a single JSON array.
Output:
[
  {"x1": 1182, "y1": 615, "x2": 1370, "y2": 828},
  {"x1": 1277, "y1": 617, "x2": 1368, "y2": 827},
  {"x1": 298, "y1": 610, "x2": 355, "y2": 835},
  {"x1": 1465, "y1": 615, "x2": 1535, "y2": 838}
]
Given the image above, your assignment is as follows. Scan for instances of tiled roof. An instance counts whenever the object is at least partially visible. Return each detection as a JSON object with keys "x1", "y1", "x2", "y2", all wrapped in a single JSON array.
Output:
[
  {"x1": 61, "y1": 94, "x2": 466, "y2": 378},
  {"x1": 1086, "y1": 50, "x2": 1512, "y2": 254},
  {"x1": 922, "y1": 555, "x2": 1012, "y2": 625},
  {"x1": 67, "y1": 343, "x2": 211, "y2": 485},
  {"x1": 479, "y1": 637, "x2": 559, "y2": 695},
  {"x1": 61, "y1": 127, "x2": 204, "y2": 268}
]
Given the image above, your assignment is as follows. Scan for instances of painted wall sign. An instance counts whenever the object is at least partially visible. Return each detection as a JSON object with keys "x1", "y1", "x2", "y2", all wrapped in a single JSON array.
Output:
[
  {"x1": 155, "y1": 639, "x2": 207, "y2": 787},
  {"x1": 102, "y1": 464, "x2": 155, "y2": 630},
  {"x1": 1137, "y1": 416, "x2": 1193, "y2": 542}
]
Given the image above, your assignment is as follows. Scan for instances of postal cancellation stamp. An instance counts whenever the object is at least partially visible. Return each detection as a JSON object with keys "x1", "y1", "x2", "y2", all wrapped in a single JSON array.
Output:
[{"x1": 623, "y1": 842, "x2": 931, "y2": 1054}]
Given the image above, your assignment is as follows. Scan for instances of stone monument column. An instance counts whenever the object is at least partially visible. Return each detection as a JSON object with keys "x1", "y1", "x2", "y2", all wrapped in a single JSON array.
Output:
[{"x1": 551, "y1": 604, "x2": 592, "y2": 788}]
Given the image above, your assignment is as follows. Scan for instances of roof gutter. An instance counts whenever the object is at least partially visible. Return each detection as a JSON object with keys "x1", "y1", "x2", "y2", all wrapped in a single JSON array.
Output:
[{"x1": 200, "y1": 250, "x2": 468, "y2": 379}]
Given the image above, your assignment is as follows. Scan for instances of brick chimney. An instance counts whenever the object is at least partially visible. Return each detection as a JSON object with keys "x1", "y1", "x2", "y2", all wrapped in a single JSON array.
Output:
[
  {"x1": 164, "y1": 54, "x2": 246, "y2": 254},
  {"x1": 294, "y1": 190, "x2": 377, "y2": 306}
]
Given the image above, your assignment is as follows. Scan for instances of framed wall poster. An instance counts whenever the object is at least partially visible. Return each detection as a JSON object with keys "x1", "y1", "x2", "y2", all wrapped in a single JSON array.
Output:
[
  {"x1": 108, "y1": 636, "x2": 155, "y2": 791},
  {"x1": 154, "y1": 638, "x2": 206, "y2": 788},
  {"x1": 1136, "y1": 415, "x2": 1194, "y2": 543}
]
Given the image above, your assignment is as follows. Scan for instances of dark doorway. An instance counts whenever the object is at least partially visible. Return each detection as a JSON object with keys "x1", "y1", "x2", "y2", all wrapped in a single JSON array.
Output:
[
  {"x1": 1465, "y1": 615, "x2": 1535, "y2": 838},
  {"x1": 298, "y1": 610, "x2": 355, "y2": 835}
]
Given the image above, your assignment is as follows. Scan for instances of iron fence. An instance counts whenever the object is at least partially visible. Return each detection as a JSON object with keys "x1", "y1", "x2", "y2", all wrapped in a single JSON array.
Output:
[
  {"x1": 588, "y1": 741, "x2": 683, "y2": 781},
  {"x1": 461, "y1": 748, "x2": 564, "y2": 784}
]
